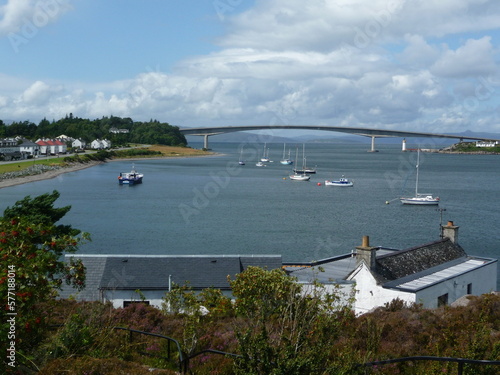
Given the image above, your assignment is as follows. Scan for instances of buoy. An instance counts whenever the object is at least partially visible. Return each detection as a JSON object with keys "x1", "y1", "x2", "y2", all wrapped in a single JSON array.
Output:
[{"x1": 317, "y1": 182, "x2": 321, "y2": 186}]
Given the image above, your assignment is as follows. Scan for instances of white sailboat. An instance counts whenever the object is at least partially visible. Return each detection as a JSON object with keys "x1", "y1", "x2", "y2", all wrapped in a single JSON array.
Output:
[
  {"x1": 293, "y1": 144, "x2": 316, "y2": 174},
  {"x1": 260, "y1": 143, "x2": 270, "y2": 162},
  {"x1": 289, "y1": 147, "x2": 310, "y2": 181},
  {"x1": 238, "y1": 146, "x2": 245, "y2": 165},
  {"x1": 400, "y1": 149, "x2": 439, "y2": 205},
  {"x1": 280, "y1": 143, "x2": 293, "y2": 165}
]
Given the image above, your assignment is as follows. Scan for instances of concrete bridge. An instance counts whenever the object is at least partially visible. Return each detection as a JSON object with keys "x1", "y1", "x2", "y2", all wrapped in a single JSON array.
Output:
[{"x1": 179, "y1": 125, "x2": 499, "y2": 151}]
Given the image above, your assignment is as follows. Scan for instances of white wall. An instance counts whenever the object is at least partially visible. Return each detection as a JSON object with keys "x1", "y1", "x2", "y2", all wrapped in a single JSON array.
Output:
[
  {"x1": 415, "y1": 263, "x2": 497, "y2": 309},
  {"x1": 348, "y1": 264, "x2": 415, "y2": 315},
  {"x1": 102, "y1": 289, "x2": 167, "y2": 309}
]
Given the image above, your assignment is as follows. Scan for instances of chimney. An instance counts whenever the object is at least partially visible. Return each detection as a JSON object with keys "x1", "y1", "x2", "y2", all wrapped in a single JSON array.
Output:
[
  {"x1": 356, "y1": 235, "x2": 377, "y2": 270},
  {"x1": 442, "y1": 221, "x2": 459, "y2": 243}
]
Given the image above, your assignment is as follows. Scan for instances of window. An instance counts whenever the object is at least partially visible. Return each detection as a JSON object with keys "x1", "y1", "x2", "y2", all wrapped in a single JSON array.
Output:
[
  {"x1": 123, "y1": 300, "x2": 150, "y2": 308},
  {"x1": 467, "y1": 283, "x2": 472, "y2": 294},
  {"x1": 437, "y1": 293, "x2": 448, "y2": 307}
]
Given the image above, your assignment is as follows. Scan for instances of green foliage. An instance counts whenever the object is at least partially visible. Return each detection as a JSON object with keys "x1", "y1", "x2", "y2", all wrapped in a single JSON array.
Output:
[
  {"x1": 0, "y1": 192, "x2": 89, "y2": 372},
  {"x1": 2, "y1": 190, "x2": 78, "y2": 236},
  {"x1": 229, "y1": 267, "x2": 357, "y2": 374}
]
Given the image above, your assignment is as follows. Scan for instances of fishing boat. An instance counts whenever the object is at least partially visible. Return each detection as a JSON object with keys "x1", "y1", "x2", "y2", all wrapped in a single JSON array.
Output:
[
  {"x1": 400, "y1": 149, "x2": 439, "y2": 205},
  {"x1": 289, "y1": 147, "x2": 310, "y2": 181},
  {"x1": 118, "y1": 165, "x2": 144, "y2": 185},
  {"x1": 293, "y1": 144, "x2": 316, "y2": 174},
  {"x1": 280, "y1": 143, "x2": 293, "y2": 165},
  {"x1": 325, "y1": 175, "x2": 353, "y2": 187}
]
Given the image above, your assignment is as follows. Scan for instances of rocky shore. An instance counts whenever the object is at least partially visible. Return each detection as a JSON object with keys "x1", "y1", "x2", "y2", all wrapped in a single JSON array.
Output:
[{"x1": 0, "y1": 161, "x2": 102, "y2": 189}]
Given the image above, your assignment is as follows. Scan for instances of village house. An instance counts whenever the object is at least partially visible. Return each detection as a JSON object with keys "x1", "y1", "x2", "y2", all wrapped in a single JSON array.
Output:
[
  {"x1": 109, "y1": 127, "x2": 129, "y2": 134},
  {"x1": 18, "y1": 139, "x2": 40, "y2": 157},
  {"x1": 286, "y1": 221, "x2": 497, "y2": 314},
  {"x1": 61, "y1": 221, "x2": 497, "y2": 313},
  {"x1": 476, "y1": 140, "x2": 499, "y2": 147},
  {"x1": 72, "y1": 138, "x2": 87, "y2": 150},
  {"x1": 36, "y1": 139, "x2": 67, "y2": 155},
  {"x1": 90, "y1": 139, "x2": 112, "y2": 149},
  {"x1": 60, "y1": 255, "x2": 282, "y2": 308}
]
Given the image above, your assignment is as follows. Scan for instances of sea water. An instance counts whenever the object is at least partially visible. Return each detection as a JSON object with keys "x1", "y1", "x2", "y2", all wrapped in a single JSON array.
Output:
[{"x1": 0, "y1": 142, "x2": 498, "y2": 286}]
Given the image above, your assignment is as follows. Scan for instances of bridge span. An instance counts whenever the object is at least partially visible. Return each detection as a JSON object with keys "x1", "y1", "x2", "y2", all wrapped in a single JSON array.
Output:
[{"x1": 179, "y1": 125, "x2": 499, "y2": 151}]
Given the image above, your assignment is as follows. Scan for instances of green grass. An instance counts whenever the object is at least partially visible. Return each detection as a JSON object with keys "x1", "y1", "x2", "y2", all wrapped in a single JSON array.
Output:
[{"x1": 0, "y1": 158, "x2": 67, "y2": 174}]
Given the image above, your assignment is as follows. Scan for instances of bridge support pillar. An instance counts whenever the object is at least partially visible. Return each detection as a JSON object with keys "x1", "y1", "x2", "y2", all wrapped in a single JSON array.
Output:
[
  {"x1": 369, "y1": 136, "x2": 378, "y2": 152},
  {"x1": 203, "y1": 135, "x2": 210, "y2": 150}
]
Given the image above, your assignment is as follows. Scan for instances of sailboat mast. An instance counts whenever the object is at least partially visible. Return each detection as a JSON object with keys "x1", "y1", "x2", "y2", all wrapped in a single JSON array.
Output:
[{"x1": 415, "y1": 148, "x2": 420, "y2": 196}]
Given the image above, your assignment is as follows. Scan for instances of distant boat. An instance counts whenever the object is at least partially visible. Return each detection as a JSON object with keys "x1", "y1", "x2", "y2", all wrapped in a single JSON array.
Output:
[
  {"x1": 325, "y1": 175, "x2": 353, "y2": 187},
  {"x1": 260, "y1": 143, "x2": 270, "y2": 162},
  {"x1": 289, "y1": 147, "x2": 310, "y2": 181},
  {"x1": 400, "y1": 149, "x2": 439, "y2": 205},
  {"x1": 118, "y1": 165, "x2": 143, "y2": 185},
  {"x1": 280, "y1": 143, "x2": 293, "y2": 165},
  {"x1": 293, "y1": 144, "x2": 316, "y2": 174},
  {"x1": 238, "y1": 147, "x2": 245, "y2": 165}
]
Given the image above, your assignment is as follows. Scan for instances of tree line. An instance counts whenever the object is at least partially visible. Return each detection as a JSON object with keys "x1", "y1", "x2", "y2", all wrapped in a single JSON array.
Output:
[{"x1": 0, "y1": 114, "x2": 186, "y2": 147}]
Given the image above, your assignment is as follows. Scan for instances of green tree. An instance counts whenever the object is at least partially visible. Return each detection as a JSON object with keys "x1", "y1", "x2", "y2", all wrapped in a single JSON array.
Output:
[
  {"x1": 3, "y1": 190, "x2": 79, "y2": 236},
  {"x1": 228, "y1": 267, "x2": 359, "y2": 374},
  {"x1": 0, "y1": 192, "x2": 89, "y2": 373}
]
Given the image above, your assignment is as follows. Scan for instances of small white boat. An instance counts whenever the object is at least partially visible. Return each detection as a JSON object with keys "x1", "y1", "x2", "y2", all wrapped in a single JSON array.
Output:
[
  {"x1": 289, "y1": 173, "x2": 310, "y2": 181},
  {"x1": 400, "y1": 195, "x2": 439, "y2": 205},
  {"x1": 238, "y1": 147, "x2": 245, "y2": 165},
  {"x1": 260, "y1": 143, "x2": 270, "y2": 162},
  {"x1": 400, "y1": 149, "x2": 439, "y2": 205},
  {"x1": 118, "y1": 165, "x2": 144, "y2": 185},
  {"x1": 280, "y1": 143, "x2": 293, "y2": 165},
  {"x1": 289, "y1": 147, "x2": 309, "y2": 180},
  {"x1": 256, "y1": 161, "x2": 265, "y2": 167},
  {"x1": 325, "y1": 175, "x2": 353, "y2": 187}
]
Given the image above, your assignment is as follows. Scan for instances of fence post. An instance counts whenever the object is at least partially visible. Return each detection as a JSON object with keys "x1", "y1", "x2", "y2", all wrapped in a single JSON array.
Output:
[{"x1": 457, "y1": 362, "x2": 463, "y2": 375}]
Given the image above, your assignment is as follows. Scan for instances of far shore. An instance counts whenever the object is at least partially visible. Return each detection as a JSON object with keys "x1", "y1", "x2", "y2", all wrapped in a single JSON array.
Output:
[{"x1": 0, "y1": 150, "x2": 219, "y2": 190}]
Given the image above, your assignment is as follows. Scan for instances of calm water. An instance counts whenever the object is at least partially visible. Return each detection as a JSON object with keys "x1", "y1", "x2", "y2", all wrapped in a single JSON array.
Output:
[{"x1": 1, "y1": 142, "x2": 499, "y2": 285}]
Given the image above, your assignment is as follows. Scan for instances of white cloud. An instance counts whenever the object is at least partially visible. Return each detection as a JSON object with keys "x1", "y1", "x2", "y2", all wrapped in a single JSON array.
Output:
[
  {"x1": 0, "y1": 0, "x2": 71, "y2": 36},
  {"x1": 1, "y1": 0, "x2": 500, "y2": 134}
]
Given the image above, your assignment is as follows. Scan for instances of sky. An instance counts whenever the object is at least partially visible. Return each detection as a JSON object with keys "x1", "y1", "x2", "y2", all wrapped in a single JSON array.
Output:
[{"x1": 1, "y1": 0, "x2": 500, "y2": 135}]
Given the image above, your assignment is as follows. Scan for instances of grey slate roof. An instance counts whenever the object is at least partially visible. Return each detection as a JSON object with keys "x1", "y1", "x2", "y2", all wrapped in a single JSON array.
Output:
[
  {"x1": 59, "y1": 254, "x2": 282, "y2": 301},
  {"x1": 287, "y1": 238, "x2": 493, "y2": 292},
  {"x1": 373, "y1": 238, "x2": 467, "y2": 283}
]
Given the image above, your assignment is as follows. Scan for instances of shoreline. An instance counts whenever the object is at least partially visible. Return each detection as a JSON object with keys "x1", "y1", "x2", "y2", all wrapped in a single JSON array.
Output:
[{"x1": 0, "y1": 153, "x2": 221, "y2": 190}]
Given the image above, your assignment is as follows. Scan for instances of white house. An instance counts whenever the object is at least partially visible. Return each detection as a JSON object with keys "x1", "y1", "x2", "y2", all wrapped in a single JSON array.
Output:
[
  {"x1": 60, "y1": 221, "x2": 496, "y2": 314},
  {"x1": 60, "y1": 255, "x2": 283, "y2": 309},
  {"x1": 476, "y1": 140, "x2": 499, "y2": 147},
  {"x1": 91, "y1": 139, "x2": 112, "y2": 149},
  {"x1": 287, "y1": 221, "x2": 497, "y2": 315},
  {"x1": 18, "y1": 139, "x2": 40, "y2": 156},
  {"x1": 72, "y1": 139, "x2": 87, "y2": 149}
]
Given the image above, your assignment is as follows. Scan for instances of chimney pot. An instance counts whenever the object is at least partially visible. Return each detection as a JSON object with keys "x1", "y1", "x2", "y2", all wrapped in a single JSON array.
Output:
[{"x1": 362, "y1": 235, "x2": 369, "y2": 248}]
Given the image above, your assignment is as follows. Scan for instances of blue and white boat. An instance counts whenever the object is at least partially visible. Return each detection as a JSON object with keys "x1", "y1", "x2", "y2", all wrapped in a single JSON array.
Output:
[
  {"x1": 325, "y1": 175, "x2": 353, "y2": 187},
  {"x1": 118, "y1": 165, "x2": 144, "y2": 185}
]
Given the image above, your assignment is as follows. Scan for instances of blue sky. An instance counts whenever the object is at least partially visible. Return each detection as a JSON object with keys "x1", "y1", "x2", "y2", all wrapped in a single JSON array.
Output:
[{"x1": 1, "y1": 0, "x2": 500, "y2": 135}]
